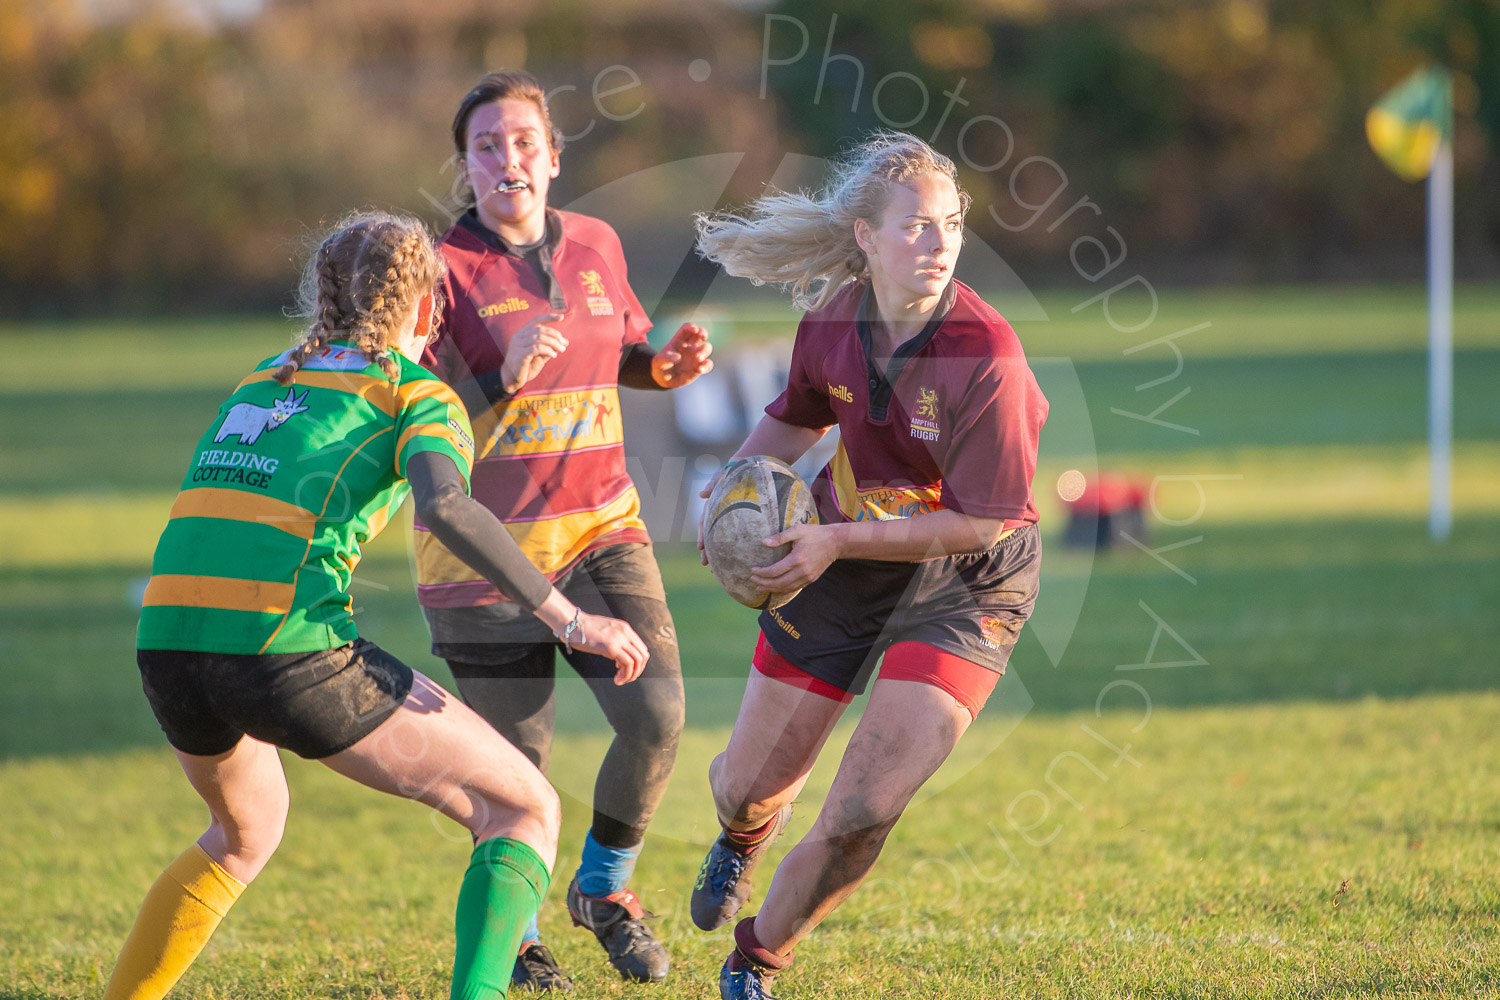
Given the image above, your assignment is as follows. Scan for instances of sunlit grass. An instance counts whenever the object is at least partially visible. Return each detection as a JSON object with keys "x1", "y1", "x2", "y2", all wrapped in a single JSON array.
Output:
[
  {"x1": 4, "y1": 693, "x2": 1497, "y2": 998},
  {"x1": 3, "y1": 288, "x2": 1498, "y2": 997}
]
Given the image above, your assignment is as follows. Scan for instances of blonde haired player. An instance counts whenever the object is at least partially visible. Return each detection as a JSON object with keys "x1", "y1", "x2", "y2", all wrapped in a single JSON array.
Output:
[
  {"x1": 692, "y1": 134, "x2": 1049, "y2": 999},
  {"x1": 109, "y1": 211, "x2": 647, "y2": 1000}
]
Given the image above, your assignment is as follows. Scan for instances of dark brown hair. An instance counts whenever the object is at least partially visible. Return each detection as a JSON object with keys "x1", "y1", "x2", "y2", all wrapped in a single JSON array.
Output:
[{"x1": 451, "y1": 69, "x2": 563, "y2": 157}]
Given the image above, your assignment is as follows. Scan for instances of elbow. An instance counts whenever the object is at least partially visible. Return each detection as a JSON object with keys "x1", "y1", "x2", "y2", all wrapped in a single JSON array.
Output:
[
  {"x1": 415, "y1": 483, "x2": 469, "y2": 530},
  {"x1": 973, "y1": 516, "x2": 1009, "y2": 551}
]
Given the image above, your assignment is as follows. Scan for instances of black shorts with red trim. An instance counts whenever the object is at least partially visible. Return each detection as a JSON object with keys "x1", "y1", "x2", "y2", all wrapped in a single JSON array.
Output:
[{"x1": 756, "y1": 522, "x2": 1040, "y2": 697}]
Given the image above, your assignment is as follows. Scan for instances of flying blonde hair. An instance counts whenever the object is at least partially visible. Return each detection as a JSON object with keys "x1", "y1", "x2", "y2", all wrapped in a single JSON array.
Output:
[
  {"x1": 276, "y1": 210, "x2": 446, "y2": 385},
  {"x1": 695, "y1": 132, "x2": 971, "y2": 312}
]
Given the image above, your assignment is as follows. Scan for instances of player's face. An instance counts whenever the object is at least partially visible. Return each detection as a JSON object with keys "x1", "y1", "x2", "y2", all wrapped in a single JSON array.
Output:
[
  {"x1": 462, "y1": 99, "x2": 560, "y2": 244},
  {"x1": 862, "y1": 172, "x2": 964, "y2": 304}
]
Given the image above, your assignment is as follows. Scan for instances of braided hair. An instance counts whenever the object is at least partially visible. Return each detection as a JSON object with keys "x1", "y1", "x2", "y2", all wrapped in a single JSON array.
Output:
[{"x1": 275, "y1": 210, "x2": 446, "y2": 385}]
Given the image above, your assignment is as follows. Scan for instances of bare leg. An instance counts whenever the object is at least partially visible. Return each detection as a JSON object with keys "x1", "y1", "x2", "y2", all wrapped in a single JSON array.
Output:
[
  {"x1": 709, "y1": 669, "x2": 850, "y2": 831},
  {"x1": 751, "y1": 678, "x2": 972, "y2": 954},
  {"x1": 322, "y1": 670, "x2": 560, "y2": 867},
  {"x1": 175, "y1": 737, "x2": 290, "y2": 883},
  {"x1": 104, "y1": 740, "x2": 289, "y2": 1000}
]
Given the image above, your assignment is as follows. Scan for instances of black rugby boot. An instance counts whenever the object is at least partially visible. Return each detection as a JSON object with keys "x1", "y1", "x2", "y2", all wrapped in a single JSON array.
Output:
[{"x1": 565, "y1": 876, "x2": 669, "y2": 983}]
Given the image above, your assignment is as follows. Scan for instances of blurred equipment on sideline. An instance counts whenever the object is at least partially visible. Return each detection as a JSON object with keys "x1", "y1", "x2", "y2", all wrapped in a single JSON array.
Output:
[{"x1": 1058, "y1": 471, "x2": 1147, "y2": 550}]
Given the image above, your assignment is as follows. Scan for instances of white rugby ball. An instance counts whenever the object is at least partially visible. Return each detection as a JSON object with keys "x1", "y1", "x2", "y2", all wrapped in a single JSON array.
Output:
[{"x1": 703, "y1": 456, "x2": 819, "y2": 610}]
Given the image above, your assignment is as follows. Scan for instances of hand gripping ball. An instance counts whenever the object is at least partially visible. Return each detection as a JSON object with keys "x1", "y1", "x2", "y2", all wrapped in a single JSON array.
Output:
[{"x1": 703, "y1": 455, "x2": 819, "y2": 610}]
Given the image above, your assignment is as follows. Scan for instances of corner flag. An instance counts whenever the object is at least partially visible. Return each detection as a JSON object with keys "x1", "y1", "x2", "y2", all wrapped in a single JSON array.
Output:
[
  {"x1": 1367, "y1": 66, "x2": 1455, "y2": 542},
  {"x1": 1366, "y1": 66, "x2": 1453, "y2": 182}
]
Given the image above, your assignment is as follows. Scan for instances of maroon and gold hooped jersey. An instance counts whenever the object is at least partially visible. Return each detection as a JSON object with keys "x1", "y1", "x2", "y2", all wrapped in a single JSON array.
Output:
[
  {"x1": 766, "y1": 279, "x2": 1048, "y2": 531},
  {"x1": 414, "y1": 210, "x2": 652, "y2": 608}
]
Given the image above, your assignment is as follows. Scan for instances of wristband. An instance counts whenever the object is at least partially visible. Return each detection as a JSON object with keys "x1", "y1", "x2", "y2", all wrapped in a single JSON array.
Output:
[{"x1": 554, "y1": 606, "x2": 585, "y2": 652}]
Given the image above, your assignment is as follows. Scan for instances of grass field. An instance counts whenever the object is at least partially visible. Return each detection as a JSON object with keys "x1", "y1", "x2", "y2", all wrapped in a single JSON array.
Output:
[{"x1": 2, "y1": 284, "x2": 1498, "y2": 998}]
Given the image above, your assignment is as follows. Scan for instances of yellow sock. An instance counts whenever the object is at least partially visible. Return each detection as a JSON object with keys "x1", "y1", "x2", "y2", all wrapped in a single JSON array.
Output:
[{"x1": 104, "y1": 843, "x2": 247, "y2": 1000}]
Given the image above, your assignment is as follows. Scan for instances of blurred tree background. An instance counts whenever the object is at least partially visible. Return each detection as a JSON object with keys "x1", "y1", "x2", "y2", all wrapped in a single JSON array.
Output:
[{"x1": 0, "y1": 0, "x2": 1495, "y2": 316}]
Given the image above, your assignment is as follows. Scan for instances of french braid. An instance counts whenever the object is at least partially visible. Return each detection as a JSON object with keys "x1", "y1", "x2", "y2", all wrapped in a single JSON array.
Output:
[{"x1": 277, "y1": 212, "x2": 445, "y2": 385}]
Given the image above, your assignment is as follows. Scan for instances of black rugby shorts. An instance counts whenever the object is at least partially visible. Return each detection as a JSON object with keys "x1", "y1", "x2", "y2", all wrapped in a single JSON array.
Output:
[
  {"x1": 757, "y1": 522, "x2": 1041, "y2": 697},
  {"x1": 137, "y1": 639, "x2": 414, "y2": 759}
]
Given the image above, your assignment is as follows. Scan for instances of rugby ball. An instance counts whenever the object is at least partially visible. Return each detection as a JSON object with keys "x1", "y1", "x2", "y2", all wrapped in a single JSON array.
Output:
[{"x1": 703, "y1": 456, "x2": 819, "y2": 610}]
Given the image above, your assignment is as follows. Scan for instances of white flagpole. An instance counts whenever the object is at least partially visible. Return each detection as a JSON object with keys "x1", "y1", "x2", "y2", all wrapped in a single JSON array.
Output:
[{"x1": 1427, "y1": 140, "x2": 1453, "y2": 542}]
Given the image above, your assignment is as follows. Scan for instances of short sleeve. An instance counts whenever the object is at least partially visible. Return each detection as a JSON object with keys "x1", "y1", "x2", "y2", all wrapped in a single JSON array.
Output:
[
  {"x1": 612, "y1": 237, "x2": 652, "y2": 347},
  {"x1": 764, "y1": 314, "x2": 837, "y2": 429},
  {"x1": 393, "y1": 377, "x2": 476, "y2": 487},
  {"x1": 937, "y1": 356, "x2": 1048, "y2": 519}
]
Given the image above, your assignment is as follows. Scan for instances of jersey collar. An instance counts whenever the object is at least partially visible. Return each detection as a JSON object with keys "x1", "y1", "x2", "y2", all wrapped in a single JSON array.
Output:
[
  {"x1": 856, "y1": 279, "x2": 957, "y2": 422},
  {"x1": 457, "y1": 208, "x2": 568, "y2": 312},
  {"x1": 457, "y1": 207, "x2": 561, "y2": 255}
]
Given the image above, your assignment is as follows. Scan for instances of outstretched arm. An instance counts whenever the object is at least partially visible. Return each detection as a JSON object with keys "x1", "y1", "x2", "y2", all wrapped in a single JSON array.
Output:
[
  {"x1": 405, "y1": 451, "x2": 649, "y2": 683},
  {"x1": 618, "y1": 323, "x2": 714, "y2": 390}
]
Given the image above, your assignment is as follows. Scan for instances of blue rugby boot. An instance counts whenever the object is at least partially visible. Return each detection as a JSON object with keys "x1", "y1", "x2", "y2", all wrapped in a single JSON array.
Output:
[
  {"x1": 720, "y1": 950, "x2": 782, "y2": 1000},
  {"x1": 719, "y1": 917, "x2": 792, "y2": 1000},
  {"x1": 691, "y1": 804, "x2": 792, "y2": 931}
]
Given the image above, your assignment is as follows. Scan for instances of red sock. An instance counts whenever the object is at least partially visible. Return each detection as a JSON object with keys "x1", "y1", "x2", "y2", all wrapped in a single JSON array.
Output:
[
  {"x1": 725, "y1": 814, "x2": 778, "y2": 849},
  {"x1": 734, "y1": 916, "x2": 793, "y2": 971}
]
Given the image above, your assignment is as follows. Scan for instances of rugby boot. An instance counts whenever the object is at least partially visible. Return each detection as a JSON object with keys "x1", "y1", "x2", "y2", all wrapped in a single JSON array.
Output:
[
  {"x1": 720, "y1": 918, "x2": 793, "y2": 1000},
  {"x1": 691, "y1": 804, "x2": 792, "y2": 931},
  {"x1": 511, "y1": 941, "x2": 574, "y2": 993},
  {"x1": 720, "y1": 950, "x2": 782, "y2": 1000},
  {"x1": 565, "y1": 876, "x2": 669, "y2": 982}
]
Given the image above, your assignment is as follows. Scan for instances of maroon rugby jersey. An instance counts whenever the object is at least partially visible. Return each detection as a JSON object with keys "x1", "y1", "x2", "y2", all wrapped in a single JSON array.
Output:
[
  {"x1": 414, "y1": 209, "x2": 652, "y2": 607},
  {"x1": 766, "y1": 280, "x2": 1047, "y2": 530}
]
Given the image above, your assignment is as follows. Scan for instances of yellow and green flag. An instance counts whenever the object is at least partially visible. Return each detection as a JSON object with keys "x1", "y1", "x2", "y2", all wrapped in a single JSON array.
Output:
[{"x1": 1366, "y1": 66, "x2": 1453, "y2": 182}]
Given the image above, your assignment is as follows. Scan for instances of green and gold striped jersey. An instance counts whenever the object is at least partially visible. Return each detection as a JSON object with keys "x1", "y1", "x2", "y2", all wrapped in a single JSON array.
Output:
[{"x1": 137, "y1": 342, "x2": 475, "y2": 654}]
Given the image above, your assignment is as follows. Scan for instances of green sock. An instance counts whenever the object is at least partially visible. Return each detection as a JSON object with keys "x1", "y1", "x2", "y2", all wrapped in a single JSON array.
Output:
[{"x1": 451, "y1": 838, "x2": 550, "y2": 1000}]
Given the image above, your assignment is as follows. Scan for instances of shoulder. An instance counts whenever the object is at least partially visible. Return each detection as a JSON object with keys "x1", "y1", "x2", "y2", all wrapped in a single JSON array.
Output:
[
  {"x1": 554, "y1": 210, "x2": 625, "y2": 260},
  {"x1": 941, "y1": 281, "x2": 1025, "y2": 360},
  {"x1": 437, "y1": 222, "x2": 487, "y2": 276},
  {"x1": 248, "y1": 352, "x2": 286, "y2": 374},
  {"x1": 815, "y1": 280, "x2": 866, "y2": 318},
  {"x1": 392, "y1": 355, "x2": 464, "y2": 409},
  {"x1": 796, "y1": 281, "x2": 864, "y2": 342},
  {"x1": 438, "y1": 218, "x2": 483, "y2": 252}
]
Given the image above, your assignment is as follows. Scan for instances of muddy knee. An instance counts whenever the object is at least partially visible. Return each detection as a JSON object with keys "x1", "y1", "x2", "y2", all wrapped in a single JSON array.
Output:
[
  {"x1": 819, "y1": 796, "x2": 901, "y2": 858},
  {"x1": 710, "y1": 753, "x2": 789, "y2": 829},
  {"x1": 620, "y1": 686, "x2": 684, "y2": 756}
]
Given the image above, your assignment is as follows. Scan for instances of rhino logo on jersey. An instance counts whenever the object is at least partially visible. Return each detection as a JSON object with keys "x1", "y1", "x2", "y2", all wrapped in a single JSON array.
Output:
[{"x1": 214, "y1": 387, "x2": 310, "y2": 445}]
